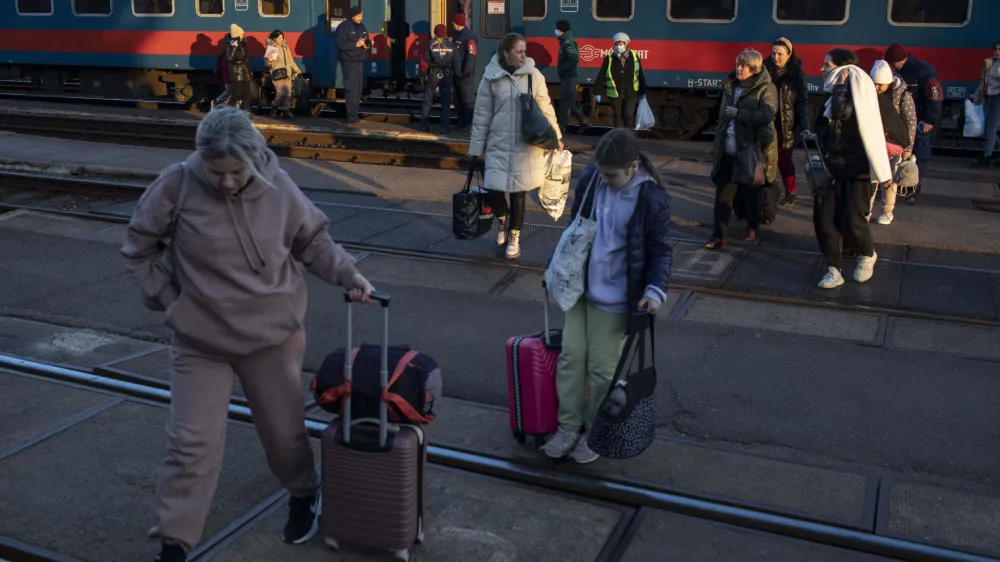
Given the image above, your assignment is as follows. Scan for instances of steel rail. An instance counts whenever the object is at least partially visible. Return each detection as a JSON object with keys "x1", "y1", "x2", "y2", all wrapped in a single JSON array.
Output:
[{"x1": 0, "y1": 354, "x2": 993, "y2": 562}]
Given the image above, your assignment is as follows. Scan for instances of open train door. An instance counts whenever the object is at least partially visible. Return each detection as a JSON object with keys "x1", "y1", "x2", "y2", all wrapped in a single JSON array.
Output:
[{"x1": 387, "y1": 0, "x2": 410, "y2": 89}]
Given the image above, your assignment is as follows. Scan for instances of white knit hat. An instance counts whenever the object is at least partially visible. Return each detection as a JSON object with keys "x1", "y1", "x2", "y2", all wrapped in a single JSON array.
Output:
[
  {"x1": 612, "y1": 32, "x2": 630, "y2": 45},
  {"x1": 870, "y1": 60, "x2": 893, "y2": 85}
]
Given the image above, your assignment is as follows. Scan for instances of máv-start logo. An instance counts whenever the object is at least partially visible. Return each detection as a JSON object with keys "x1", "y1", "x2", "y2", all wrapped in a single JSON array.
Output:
[{"x1": 578, "y1": 44, "x2": 650, "y2": 63}]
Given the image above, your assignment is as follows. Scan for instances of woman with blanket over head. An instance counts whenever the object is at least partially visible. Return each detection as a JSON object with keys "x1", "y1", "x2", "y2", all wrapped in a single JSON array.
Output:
[{"x1": 813, "y1": 49, "x2": 893, "y2": 289}]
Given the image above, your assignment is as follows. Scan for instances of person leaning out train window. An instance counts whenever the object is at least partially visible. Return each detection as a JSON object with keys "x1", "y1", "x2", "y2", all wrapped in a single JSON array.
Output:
[
  {"x1": 764, "y1": 37, "x2": 810, "y2": 207},
  {"x1": 265, "y1": 30, "x2": 301, "y2": 119},
  {"x1": 540, "y1": 128, "x2": 672, "y2": 464},
  {"x1": 704, "y1": 48, "x2": 778, "y2": 249},
  {"x1": 593, "y1": 33, "x2": 647, "y2": 129},
  {"x1": 121, "y1": 105, "x2": 375, "y2": 562},
  {"x1": 468, "y1": 32, "x2": 563, "y2": 261},
  {"x1": 221, "y1": 24, "x2": 254, "y2": 118}
]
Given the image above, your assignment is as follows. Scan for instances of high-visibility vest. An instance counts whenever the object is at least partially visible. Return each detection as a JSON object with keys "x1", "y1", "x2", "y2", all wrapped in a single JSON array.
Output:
[{"x1": 605, "y1": 50, "x2": 641, "y2": 99}]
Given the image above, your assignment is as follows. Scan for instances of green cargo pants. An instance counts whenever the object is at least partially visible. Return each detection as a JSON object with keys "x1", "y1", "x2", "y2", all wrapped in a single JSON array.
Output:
[{"x1": 556, "y1": 298, "x2": 628, "y2": 433}]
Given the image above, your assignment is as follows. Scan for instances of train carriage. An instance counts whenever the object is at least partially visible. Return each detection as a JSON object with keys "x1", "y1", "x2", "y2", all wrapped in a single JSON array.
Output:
[{"x1": 2, "y1": 0, "x2": 997, "y2": 138}]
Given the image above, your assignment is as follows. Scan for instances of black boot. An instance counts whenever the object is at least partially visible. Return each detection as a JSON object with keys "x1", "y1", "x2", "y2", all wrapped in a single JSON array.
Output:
[
  {"x1": 282, "y1": 492, "x2": 320, "y2": 544},
  {"x1": 154, "y1": 543, "x2": 186, "y2": 562}
]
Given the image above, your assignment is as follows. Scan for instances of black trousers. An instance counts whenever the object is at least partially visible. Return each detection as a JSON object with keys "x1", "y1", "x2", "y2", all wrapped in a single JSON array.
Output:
[
  {"x1": 453, "y1": 74, "x2": 476, "y2": 129},
  {"x1": 712, "y1": 156, "x2": 762, "y2": 240},
  {"x1": 227, "y1": 81, "x2": 253, "y2": 111},
  {"x1": 341, "y1": 60, "x2": 364, "y2": 123},
  {"x1": 557, "y1": 78, "x2": 588, "y2": 134},
  {"x1": 422, "y1": 69, "x2": 452, "y2": 132},
  {"x1": 610, "y1": 93, "x2": 638, "y2": 129},
  {"x1": 489, "y1": 190, "x2": 526, "y2": 230},
  {"x1": 813, "y1": 177, "x2": 875, "y2": 271}
]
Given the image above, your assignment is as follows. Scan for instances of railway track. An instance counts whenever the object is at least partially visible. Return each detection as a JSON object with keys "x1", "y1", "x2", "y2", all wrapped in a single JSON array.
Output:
[
  {"x1": 0, "y1": 352, "x2": 992, "y2": 562},
  {"x1": 0, "y1": 111, "x2": 473, "y2": 170},
  {"x1": 3, "y1": 170, "x2": 1000, "y2": 329}
]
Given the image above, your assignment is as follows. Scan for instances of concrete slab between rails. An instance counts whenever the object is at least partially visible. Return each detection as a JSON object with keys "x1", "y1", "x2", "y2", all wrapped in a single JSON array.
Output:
[
  {"x1": 888, "y1": 318, "x2": 1000, "y2": 361},
  {"x1": 201, "y1": 466, "x2": 628, "y2": 562},
  {"x1": 877, "y1": 479, "x2": 1000, "y2": 559},
  {"x1": 679, "y1": 294, "x2": 881, "y2": 344},
  {"x1": 0, "y1": 155, "x2": 161, "y2": 183},
  {"x1": 619, "y1": 508, "x2": 896, "y2": 562},
  {"x1": 0, "y1": 389, "x2": 285, "y2": 562},
  {"x1": 0, "y1": 209, "x2": 131, "y2": 242},
  {"x1": 0, "y1": 315, "x2": 164, "y2": 369},
  {"x1": 307, "y1": 398, "x2": 874, "y2": 530}
]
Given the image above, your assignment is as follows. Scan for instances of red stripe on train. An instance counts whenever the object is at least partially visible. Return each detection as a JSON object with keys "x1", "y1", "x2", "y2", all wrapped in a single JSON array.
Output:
[{"x1": 526, "y1": 38, "x2": 986, "y2": 82}]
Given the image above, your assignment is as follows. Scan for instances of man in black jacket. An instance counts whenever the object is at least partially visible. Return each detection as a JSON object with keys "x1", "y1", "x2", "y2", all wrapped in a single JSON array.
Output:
[
  {"x1": 451, "y1": 14, "x2": 477, "y2": 130},
  {"x1": 555, "y1": 20, "x2": 590, "y2": 135},
  {"x1": 336, "y1": 6, "x2": 370, "y2": 124},
  {"x1": 813, "y1": 48, "x2": 885, "y2": 290},
  {"x1": 885, "y1": 43, "x2": 942, "y2": 205}
]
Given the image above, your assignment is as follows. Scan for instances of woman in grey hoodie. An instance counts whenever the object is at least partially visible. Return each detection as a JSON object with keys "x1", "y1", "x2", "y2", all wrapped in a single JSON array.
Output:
[{"x1": 121, "y1": 106, "x2": 374, "y2": 562}]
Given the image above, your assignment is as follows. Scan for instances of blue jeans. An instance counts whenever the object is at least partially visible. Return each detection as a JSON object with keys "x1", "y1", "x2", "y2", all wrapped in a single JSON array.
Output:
[{"x1": 983, "y1": 95, "x2": 1000, "y2": 157}]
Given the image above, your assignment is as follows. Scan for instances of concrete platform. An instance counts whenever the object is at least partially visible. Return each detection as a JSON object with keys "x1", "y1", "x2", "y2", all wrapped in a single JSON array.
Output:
[
  {"x1": 203, "y1": 467, "x2": 628, "y2": 561},
  {"x1": 0, "y1": 315, "x2": 162, "y2": 369}
]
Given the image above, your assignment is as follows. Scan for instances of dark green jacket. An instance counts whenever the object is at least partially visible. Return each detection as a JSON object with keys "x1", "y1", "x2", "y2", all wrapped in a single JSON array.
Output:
[
  {"x1": 711, "y1": 69, "x2": 779, "y2": 185},
  {"x1": 557, "y1": 32, "x2": 579, "y2": 79}
]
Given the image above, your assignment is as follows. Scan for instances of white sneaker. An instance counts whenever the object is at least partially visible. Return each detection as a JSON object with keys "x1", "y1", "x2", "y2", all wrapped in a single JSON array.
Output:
[
  {"x1": 495, "y1": 217, "x2": 507, "y2": 247},
  {"x1": 854, "y1": 252, "x2": 877, "y2": 283},
  {"x1": 818, "y1": 267, "x2": 845, "y2": 289},
  {"x1": 876, "y1": 213, "x2": 893, "y2": 225},
  {"x1": 540, "y1": 427, "x2": 579, "y2": 458},
  {"x1": 569, "y1": 434, "x2": 599, "y2": 464},
  {"x1": 505, "y1": 229, "x2": 521, "y2": 260}
]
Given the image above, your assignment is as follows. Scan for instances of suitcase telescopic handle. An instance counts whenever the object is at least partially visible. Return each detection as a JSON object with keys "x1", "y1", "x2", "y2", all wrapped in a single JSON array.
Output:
[
  {"x1": 541, "y1": 279, "x2": 551, "y2": 346},
  {"x1": 342, "y1": 290, "x2": 392, "y2": 447}
]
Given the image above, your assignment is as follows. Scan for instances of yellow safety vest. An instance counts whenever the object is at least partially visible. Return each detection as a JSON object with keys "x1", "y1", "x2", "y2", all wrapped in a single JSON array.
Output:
[{"x1": 605, "y1": 50, "x2": 641, "y2": 99}]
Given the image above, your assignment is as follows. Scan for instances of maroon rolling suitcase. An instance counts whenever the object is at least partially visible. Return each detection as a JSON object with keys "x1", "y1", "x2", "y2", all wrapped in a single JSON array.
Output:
[
  {"x1": 321, "y1": 292, "x2": 427, "y2": 562},
  {"x1": 506, "y1": 284, "x2": 561, "y2": 447}
]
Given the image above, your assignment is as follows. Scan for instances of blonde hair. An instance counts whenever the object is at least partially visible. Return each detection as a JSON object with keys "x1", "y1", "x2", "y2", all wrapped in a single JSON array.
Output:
[
  {"x1": 594, "y1": 128, "x2": 664, "y2": 189},
  {"x1": 736, "y1": 48, "x2": 763, "y2": 74},
  {"x1": 196, "y1": 105, "x2": 274, "y2": 190}
]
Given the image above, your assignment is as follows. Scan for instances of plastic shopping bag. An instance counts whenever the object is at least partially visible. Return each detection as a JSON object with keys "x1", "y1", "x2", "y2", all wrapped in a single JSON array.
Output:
[
  {"x1": 534, "y1": 150, "x2": 572, "y2": 221},
  {"x1": 635, "y1": 98, "x2": 655, "y2": 131},
  {"x1": 964, "y1": 99, "x2": 985, "y2": 138}
]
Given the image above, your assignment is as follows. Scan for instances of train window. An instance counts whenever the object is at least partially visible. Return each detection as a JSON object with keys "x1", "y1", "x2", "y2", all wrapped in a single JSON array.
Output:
[
  {"x1": 74, "y1": 0, "x2": 112, "y2": 15},
  {"x1": 668, "y1": 0, "x2": 736, "y2": 22},
  {"x1": 523, "y1": 0, "x2": 545, "y2": 19},
  {"x1": 327, "y1": 0, "x2": 352, "y2": 20},
  {"x1": 594, "y1": 0, "x2": 633, "y2": 20},
  {"x1": 480, "y1": 0, "x2": 504, "y2": 38},
  {"x1": 888, "y1": 0, "x2": 971, "y2": 26},
  {"x1": 774, "y1": 0, "x2": 849, "y2": 24},
  {"x1": 133, "y1": 0, "x2": 173, "y2": 15},
  {"x1": 260, "y1": 0, "x2": 289, "y2": 16},
  {"x1": 197, "y1": 0, "x2": 223, "y2": 16},
  {"x1": 16, "y1": 0, "x2": 53, "y2": 14}
]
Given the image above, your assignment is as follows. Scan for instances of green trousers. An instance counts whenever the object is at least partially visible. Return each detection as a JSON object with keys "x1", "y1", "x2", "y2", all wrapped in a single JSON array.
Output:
[{"x1": 556, "y1": 298, "x2": 628, "y2": 433}]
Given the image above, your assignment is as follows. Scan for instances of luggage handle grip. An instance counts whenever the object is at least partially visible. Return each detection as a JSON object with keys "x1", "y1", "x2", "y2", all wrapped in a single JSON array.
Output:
[
  {"x1": 342, "y1": 290, "x2": 391, "y2": 447},
  {"x1": 343, "y1": 290, "x2": 391, "y2": 307}
]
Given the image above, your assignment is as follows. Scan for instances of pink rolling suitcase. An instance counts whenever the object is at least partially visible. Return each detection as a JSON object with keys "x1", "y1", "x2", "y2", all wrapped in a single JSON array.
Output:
[
  {"x1": 321, "y1": 292, "x2": 427, "y2": 562},
  {"x1": 506, "y1": 285, "x2": 561, "y2": 446}
]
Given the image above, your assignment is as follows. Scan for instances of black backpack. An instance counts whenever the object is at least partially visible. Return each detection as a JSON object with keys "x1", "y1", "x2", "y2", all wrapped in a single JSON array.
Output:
[{"x1": 878, "y1": 92, "x2": 909, "y2": 148}]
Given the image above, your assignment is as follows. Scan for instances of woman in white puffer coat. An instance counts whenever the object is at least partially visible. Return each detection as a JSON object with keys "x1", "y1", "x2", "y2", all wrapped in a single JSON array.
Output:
[{"x1": 468, "y1": 32, "x2": 563, "y2": 260}]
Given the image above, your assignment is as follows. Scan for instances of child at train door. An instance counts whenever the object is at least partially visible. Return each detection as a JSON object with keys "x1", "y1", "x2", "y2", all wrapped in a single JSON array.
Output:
[
  {"x1": 541, "y1": 128, "x2": 672, "y2": 463},
  {"x1": 420, "y1": 25, "x2": 458, "y2": 134}
]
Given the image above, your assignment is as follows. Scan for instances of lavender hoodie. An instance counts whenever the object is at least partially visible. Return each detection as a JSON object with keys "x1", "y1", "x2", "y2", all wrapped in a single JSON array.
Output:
[
  {"x1": 121, "y1": 149, "x2": 358, "y2": 356},
  {"x1": 586, "y1": 169, "x2": 668, "y2": 314}
]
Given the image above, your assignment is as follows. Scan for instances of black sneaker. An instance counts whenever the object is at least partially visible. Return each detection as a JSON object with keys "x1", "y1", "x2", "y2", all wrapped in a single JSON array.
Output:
[
  {"x1": 281, "y1": 492, "x2": 320, "y2": 544},
  {"x1": 973, "y1": 156, "x2": 991, "y2": 167},
  {"x1": 780, "y1": 193, "x2": 797, "y2": 207},
  {"x1": 155, "y1": 543, "x2": 186, "y2": 562}
]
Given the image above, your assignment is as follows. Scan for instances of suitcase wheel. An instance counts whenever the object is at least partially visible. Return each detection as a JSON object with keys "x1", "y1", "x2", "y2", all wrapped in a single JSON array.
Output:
[
  {"x1": 324, "y1": 537, "x2": 339, "y2": 550},
  {"x1": 393, "y1": 549, "x2": 410, "y2": 561},
  {"x1": 512, "y1": 429, "x2": 526, "y2": 444},
  {"x1": 415, "y1": 530, "x2": 425, "y2": 545}
]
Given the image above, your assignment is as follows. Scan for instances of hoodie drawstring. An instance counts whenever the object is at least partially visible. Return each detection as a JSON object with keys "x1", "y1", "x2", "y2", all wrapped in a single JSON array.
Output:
[{"x1": 224, "y1": 196, "x2": 266, "y2": 273}]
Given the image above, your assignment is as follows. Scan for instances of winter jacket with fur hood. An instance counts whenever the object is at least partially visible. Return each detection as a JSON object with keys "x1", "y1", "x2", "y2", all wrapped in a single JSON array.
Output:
[
  {"x1": 265, "y1": 38, "x2": 300, "y2": 79},
  {"x1": 121, "y1": 149, "x2": 359, "y2": 356},
  {"x1": 468, "y1": 55, "x2": 562, "y2": 193}
]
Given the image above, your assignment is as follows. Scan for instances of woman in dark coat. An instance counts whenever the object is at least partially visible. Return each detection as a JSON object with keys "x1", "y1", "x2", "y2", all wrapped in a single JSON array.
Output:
[
  {"x1": 223, "y1": 24, "x2": 254, "y2": 117},
  {"x1": 705, "y1": 48, "x2": 778, "y2": 248},
  {"x1": 764, "y1": 37, "x2": 810, "y2": 206}
]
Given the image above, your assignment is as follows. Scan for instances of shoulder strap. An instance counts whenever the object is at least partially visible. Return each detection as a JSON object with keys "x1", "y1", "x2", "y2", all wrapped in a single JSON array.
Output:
[{"x1": 169, "y1": 162, "x2": 191, "y2": 237}]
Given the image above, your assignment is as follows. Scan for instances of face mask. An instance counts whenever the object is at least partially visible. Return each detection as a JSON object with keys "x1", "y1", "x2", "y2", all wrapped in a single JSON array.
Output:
[
  {"x1": 555, "y1": 30, "x2": 562, "y2": 37},
  {"x1": 615, "y1": 45, "x2": 626, "y2": 54}
]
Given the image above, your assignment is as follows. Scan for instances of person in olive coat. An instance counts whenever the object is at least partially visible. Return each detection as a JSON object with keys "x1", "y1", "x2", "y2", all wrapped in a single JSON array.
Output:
[{"x1": 555, "y1": 20, "x2": 590, "y2": 135}]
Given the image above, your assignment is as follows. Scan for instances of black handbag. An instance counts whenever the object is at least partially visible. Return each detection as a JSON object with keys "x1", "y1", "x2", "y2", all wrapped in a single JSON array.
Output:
[
  {"x1": 734, "y1": 143, "x2": 765, "y2": 186},
  {"x1": 270, "y1": 67, "x2": 289, "y2": 82},
  {"x1": 452, "y1": 159, "x2": 495, "y2": 239},
  {"x1": 519, "y1": 75, "x2": 561, "y2": 150},
  {"x1": 587, "y1": 316, "x2": 658, "y2": 460}
]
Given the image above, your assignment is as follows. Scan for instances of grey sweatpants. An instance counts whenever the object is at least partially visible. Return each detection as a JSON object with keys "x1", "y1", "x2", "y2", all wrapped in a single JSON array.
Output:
[{"x1": 149, "y1": 330, "x2": 318, "y2": 552}]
